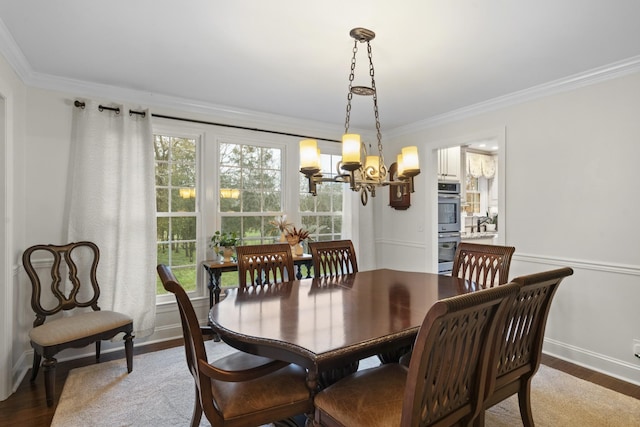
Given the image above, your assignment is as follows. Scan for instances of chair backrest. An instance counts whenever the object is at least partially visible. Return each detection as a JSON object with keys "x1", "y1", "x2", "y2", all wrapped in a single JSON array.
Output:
[
  {"x1": 451, "y1": 242, "x2": 515, "y2": 288},
  {"x1": 157, "y1": 264, "x2": 214, "y2": 416},
  {"x1": 235, "y1": 243, "x2": 295, "y2": 288},
  {"x1": 401, "y1": 282, "x2": 520, "y2": 427},
  {"x1": 486, "y1": 267, "x2": 574, "y2": 398},
  {"x1": 22, "y1": 241, "x2": 102, "y2": 327},
  {"x1": 308, "y1": 239, "x2": 358, "y2": 277}
]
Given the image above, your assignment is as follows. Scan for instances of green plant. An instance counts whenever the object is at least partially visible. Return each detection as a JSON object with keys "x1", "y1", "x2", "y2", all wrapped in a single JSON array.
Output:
[{"x1": 209, "y1": 231, "x2": 240, "y2": 249}]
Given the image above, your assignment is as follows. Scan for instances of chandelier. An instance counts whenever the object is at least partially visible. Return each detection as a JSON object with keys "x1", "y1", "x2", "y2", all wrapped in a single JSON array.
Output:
[{"x1": 299, "y1": 27, "x2": 420, "y2": 206}]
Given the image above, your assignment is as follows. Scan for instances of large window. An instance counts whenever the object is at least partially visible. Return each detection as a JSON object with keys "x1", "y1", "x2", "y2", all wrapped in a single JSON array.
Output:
[
  {"x1": 218, "y1": 142, "x2": 284, "y2": 244},
  {"x1": 300, "y1": 152, "x2": 343, "y2": 241},
  {"x1": 155, "y1": 134, "x2": 199, "y2": 295}
]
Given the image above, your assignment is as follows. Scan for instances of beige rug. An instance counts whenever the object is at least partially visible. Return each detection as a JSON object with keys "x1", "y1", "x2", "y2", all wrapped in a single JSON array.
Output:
[{"x1": 52, "y1": 342, "x2": 640, "y2": 426}]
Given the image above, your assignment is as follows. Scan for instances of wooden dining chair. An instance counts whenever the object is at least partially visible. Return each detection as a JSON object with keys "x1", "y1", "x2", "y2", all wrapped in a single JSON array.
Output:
[
  {"x1": 474, "y1": 267, "x2": 574, "y2": 427},
  {"x1": 235, "y1": 243, "x2": 296, "y2": 288},
  {"x1": 452, "y1": 242, "x2": 516, "y2": 288},
  {"x1": 157, "y1": 264, "x2": 313, "y2": 427},
  {"x1": 22, "y1": 241, "x2": 134, "y2": 406},
  {"x1": 308, "y1": 239, "x2": 358, "y2": 277},
  {"x1": 313, "y1": 282, "x2": 520, "y2": 427}
]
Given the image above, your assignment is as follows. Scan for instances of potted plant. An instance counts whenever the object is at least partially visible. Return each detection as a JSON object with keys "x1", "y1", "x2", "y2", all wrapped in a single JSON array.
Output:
[
  {"x1": 486, "y1": 212, "x2": 497, "y2": 232},
  {"x1": 209, "y1": 231, "x2": 240, "y2": 262}
]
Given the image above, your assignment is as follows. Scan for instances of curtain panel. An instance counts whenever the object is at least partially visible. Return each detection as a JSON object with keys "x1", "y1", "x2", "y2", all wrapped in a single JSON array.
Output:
[{"x1": 67, "y1": 100, "x2": 156, "y2": 338}]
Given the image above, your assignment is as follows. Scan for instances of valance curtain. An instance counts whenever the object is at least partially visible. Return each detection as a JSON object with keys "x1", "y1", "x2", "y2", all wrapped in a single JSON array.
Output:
[
  {"x1": 67, "y1": 100, "x2": 156, "y2": 338},
  {"x1": 467, "y1": 152, "x2": 496, "y2": 179}
]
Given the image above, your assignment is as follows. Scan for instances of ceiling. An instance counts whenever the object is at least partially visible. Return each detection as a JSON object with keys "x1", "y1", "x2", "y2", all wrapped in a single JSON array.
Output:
[{"x1": 1, "y1": 1, "x2": 640, "y2": 132}]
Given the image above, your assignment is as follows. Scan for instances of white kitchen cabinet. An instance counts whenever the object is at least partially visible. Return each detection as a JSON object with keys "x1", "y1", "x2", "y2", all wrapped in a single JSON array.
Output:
[{"x1": 438, "y1": 146, "x2": 461, "y2": 182}]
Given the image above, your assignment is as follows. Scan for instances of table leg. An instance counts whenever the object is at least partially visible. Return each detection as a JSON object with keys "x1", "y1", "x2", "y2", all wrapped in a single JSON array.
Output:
[{"x1": 204, "y1": 265, "x2": 222, "y2": 342}]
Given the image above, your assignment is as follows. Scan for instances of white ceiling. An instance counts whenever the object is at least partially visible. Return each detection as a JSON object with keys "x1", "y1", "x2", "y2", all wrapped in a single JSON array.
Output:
[{"x1": 1, "y1": 1, "x2": 640, "y2": 131}]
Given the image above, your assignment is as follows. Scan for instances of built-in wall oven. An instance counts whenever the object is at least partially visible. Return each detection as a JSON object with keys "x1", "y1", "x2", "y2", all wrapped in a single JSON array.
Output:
[{"x1": 438, "y1": 181, "x2": 461, "y2": 274}]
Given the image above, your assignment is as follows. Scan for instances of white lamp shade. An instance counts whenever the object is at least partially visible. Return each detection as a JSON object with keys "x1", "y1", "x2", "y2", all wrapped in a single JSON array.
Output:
[
  {"x1": 396, "y1": 153, "x2": 405, "y2": 178},
  {"x1": 342, "y1": 134, "x2": 361, "y2": 164},
  {"x1": 300, "y1": 139, "x2": 320, "y2": 170},
  {"x1": 401, "y1": 146, "x2": 420, "y2": 171},
  {"x1": 364, "y1": 155, "x2": 380, "y2": 177}
]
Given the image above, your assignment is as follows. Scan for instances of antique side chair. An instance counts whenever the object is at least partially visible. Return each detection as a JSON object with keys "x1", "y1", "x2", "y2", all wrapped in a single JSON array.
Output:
[{"x1": 22, "y1": 241, "x2": 134, "y2": 406}]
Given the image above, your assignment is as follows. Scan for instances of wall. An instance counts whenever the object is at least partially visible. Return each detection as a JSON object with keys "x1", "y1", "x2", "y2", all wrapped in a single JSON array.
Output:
[
  {"x1": 0, "y1": 51, "x2": 26, "y2": 400},
  {"x1": 381, "y1": 71, "x2": 640, "y2": 384}
]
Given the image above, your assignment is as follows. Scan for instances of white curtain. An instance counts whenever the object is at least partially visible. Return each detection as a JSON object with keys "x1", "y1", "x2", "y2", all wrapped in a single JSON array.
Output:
[{"x1": 67, "y1": 100, "x2": 156, "y2": 338}]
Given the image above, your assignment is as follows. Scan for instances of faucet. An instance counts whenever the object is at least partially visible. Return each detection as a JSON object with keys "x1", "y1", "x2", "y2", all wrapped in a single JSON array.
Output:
[{"x1": 477, "y1": 216, "x2": 490, "y2": 232}]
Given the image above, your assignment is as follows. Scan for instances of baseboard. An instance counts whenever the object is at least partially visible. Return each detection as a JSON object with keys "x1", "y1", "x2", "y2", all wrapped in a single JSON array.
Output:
[{"x1": 543, "y1": 337, "x2": 640, "y2": 387}]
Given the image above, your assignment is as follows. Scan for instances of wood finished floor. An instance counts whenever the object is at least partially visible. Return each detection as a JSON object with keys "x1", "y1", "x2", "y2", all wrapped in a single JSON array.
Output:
[{"x1": 1, "y1": 341, "x2": 638, "y2": 427}]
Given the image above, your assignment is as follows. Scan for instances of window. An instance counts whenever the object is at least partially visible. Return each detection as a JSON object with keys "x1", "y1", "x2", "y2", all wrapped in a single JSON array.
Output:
[
  {"x1": 300, "y1": 152, "x2": 343, "y2": 241},
  {"x1": 218, "y1": 142, "x2": 284, "y2": 244},
  {"x1": 154, "y1": 134, "x2": 199, "y2": 295}
]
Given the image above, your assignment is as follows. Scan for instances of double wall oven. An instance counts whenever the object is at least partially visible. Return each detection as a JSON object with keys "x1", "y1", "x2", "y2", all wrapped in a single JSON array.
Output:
[{"x1": 437, "y1": 182, "x2": 461, "y2": 274}]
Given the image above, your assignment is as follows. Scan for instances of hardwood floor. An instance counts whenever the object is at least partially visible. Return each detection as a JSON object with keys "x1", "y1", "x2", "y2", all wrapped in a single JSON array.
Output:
[{"x1": 1, "y1": 343, "x2": 638, "y2": 427}]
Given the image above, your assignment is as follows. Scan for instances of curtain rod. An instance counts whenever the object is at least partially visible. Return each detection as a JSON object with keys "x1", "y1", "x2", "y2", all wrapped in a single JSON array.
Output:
[{"x1": 73, "y1": 100, "x2": 340, "y2": 143}]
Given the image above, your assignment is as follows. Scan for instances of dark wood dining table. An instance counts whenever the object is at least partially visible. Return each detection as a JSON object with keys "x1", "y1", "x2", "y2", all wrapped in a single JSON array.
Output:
[{"x1": 209, "y1": 268, "x2": 475, "y2": 392}]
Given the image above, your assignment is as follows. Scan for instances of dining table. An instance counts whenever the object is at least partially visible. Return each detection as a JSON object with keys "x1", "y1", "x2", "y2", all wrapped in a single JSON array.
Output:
[{"x1": 209, "y1": 268, "x2": 476, "y2": 392}]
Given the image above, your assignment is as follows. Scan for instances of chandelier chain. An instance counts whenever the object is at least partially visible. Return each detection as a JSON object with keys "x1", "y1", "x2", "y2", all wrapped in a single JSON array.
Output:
[
  {"x1": 344, "y1": 40, "x2": 358, "y2": 134},
  {"x1": 367, "y1": 40, "x2": 385, "y2": 174}
]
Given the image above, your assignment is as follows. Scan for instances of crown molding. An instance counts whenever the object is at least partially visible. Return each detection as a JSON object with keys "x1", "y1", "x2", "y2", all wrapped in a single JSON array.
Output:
[{"x1": 390, "y1": 55, "x2": 640, "y2": 137}]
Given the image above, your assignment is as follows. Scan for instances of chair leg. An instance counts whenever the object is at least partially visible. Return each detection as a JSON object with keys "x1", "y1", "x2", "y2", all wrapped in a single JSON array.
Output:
[
  {"x1": 191, "y1": 385, "x2": 203, "y2": 427},
  {"x1": 43, "y1": 357, "x2": 57, "y2": 407},
  {"x1": 95, "y1": 340, "x2": 101, "y2": 362},
  {"x1": 518, "y1": 379, "x2": 535, "y2": 427},
  {"x1": 30, "y1": 351, "x2": 41, "y2": 382},
  {"x1": 124, "y1": 332, "x2": 134, "y2": 373}
]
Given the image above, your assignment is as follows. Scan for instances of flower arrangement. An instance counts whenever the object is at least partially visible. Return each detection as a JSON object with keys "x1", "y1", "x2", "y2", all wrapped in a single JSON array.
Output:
[
  {"x1": 285, "y1": 227, "x2": 310, "y2": 246},
  {"x1": 269, "y1": 215, "x2": 293, "y2": 235}
]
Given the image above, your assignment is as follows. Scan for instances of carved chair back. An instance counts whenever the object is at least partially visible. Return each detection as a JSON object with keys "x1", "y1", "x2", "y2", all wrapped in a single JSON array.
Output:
[
  {"x1": 452, "y1": 243, "x2": 515, "y2": 288},
  {"x1": 235, "y1": 243, "x2": 295, "y2": 288},
  {"x1": 308, "y1": 239, "x2": 358, "y2": 277}
]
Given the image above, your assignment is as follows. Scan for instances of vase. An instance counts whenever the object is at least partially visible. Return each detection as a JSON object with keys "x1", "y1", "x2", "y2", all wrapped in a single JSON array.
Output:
[
  {"x1": 279, "y1": 232, "x2": 287, "y2": 243},
  {"x1": 222, "y1": 246, "x2": 235, "y2": 262},
  {"x1": 295, "y1": 242, "x2": 304, "y2": 256}
]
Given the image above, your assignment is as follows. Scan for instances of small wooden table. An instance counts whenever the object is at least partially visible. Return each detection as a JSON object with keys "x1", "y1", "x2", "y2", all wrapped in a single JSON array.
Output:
[
  {"x1": 202, "y1": 254, "x2": 313, "y2": 308},
  {"x1": 209, "y1": 269, "x2": 474, "y2": 392}
]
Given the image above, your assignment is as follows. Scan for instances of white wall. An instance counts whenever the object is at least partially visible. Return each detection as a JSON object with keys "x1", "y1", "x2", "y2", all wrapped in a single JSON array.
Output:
[{"x1": 381, "y1": 71, "x2": 640, "y2": 385}]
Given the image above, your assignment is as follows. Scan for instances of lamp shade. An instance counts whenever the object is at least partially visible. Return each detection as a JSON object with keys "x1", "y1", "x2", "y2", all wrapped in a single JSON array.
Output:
[
  {"x1": 300, "y1": 139, "x2": 320, "y2": 170},
  {"x1": 364, "y1": 155, "x2": 381, "y2": 178},
  {"x1": 396, "y1": 153, "x2": 405, "y2": 178},
  {"x1": 342, "y1": 134, "x2": 361, "y2": 164},
  {"x1": 401, "y1": 146, "x2": 420, "y2": 172}
]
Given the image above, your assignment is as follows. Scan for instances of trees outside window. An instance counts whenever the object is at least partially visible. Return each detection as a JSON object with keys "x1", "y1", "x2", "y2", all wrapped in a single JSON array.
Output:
[
  {"x1": 155, "y1": 134, "x2": 198, "y2": 295},
  {"x1": 300, "y1": 152, "x2": 343, "y2": 241},
  {"x1": 218, "y1": 142, "x2": 284, "y2": 244}
]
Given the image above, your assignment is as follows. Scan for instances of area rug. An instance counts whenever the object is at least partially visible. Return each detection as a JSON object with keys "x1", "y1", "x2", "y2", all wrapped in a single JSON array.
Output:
[{"x1": 52, "y1": 342, "x2": 640, "y2": 426}]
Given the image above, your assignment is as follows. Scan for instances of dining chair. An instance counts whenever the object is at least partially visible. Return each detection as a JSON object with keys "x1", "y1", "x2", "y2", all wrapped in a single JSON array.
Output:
[
  {"x1": 308, "y1": 239, "x2": 358, "y2": 277},
  {"x1": 157, "y1": 264, "x2": 313, "y2": 427},
  {"x1": 235, "y1": 243, "x2": 296, "y2": 288},
  {"x1": 22, "y1": 241, "x2": 134, "y2": 406},
  {"x1": 474, "y1": 267, "x2": 574, "y2": 427},
  {"x1": 313, "y1": 282, "x2": 520, "y2": 427},
  {"x1": 452, "y1": 242, "x2": 516, "y2": 288}
]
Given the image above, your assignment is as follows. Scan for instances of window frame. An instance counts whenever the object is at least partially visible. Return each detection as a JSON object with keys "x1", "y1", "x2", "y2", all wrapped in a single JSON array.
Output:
[{"x1": 154, "y1": 124, "x2": 204, "y2": 304}]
